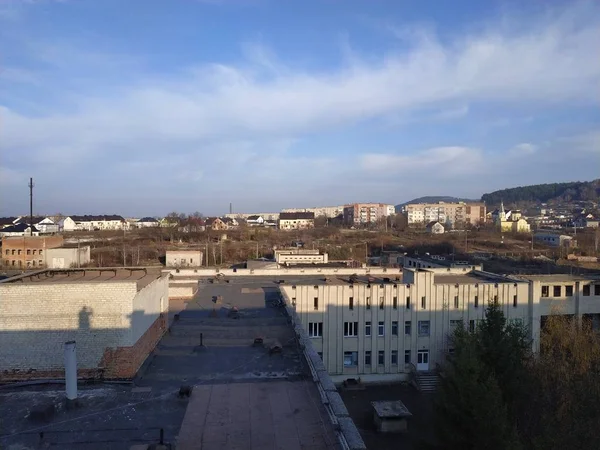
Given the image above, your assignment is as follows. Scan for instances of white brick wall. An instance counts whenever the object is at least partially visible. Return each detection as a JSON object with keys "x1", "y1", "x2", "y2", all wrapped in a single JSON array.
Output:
[
  {"x1": 131, "y1": 276, "x2": 169, "y2": 344},
  {"x1": 0, "y1": 278, "x2": 167, "y2": 372}
]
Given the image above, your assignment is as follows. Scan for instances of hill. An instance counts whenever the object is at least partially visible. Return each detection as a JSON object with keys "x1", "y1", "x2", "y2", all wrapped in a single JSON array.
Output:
[
  {"x1": 481, "y1": 180, "x2": 600, "y2": 205},
  {"x1": 395, "y1": 196, "x2": 477, "y2": 211}
]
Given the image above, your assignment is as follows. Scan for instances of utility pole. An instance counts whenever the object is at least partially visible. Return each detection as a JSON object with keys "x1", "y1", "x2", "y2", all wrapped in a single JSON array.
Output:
[
  {"x1": 365, "y1": 242, "x2": 368, "y2": 266},
  {"x1": 220, "y1": 239, "x2": 223, "y2": 266},
  {"x1": 28, "y1": 177, "x2": 34, "y2": 236},
  {"x1": 122, "y1": 227, "x2": 126, "y2": 267},
  {"x1": 256, "y1": 242, "x2": 259, "y2": 259}
]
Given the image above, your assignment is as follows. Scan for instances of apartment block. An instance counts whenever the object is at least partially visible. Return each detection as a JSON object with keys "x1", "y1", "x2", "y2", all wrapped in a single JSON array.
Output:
[
  {"x1": 281, "y1": 206, "x2": 345, "y2": 218},
  {"x1": 343, "y1": 203, "x2": 395, "y2": 226},
  {"x1": 404, "y1": 202, "x2": 486, "y2": 227},
  {"x1": 2, "y1": 235, "x2": 64, "y2": 268}
]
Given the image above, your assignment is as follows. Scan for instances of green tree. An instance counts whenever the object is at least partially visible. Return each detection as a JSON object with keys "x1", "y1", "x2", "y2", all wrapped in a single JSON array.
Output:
[{"x1": 434, "y1": 325, "x2": 522, "y2": 450}]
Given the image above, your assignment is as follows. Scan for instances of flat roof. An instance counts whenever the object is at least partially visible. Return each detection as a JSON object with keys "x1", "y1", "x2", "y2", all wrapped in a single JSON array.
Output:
[
  {"x1": 515, "y1": 274, "x2": 599, "y2": 282},
  {"x1": 433, "y1": 271, "x2": 521, "y2": 285},
  {"x1": 0, "y1": 268, "x2": 164, "y2": 290},
  {"x1": 405, "y1": 255, "x2": 478, "y2": 268},
  {"x1": 372, "y1": 400, "x2": 412, "y2": 419}
]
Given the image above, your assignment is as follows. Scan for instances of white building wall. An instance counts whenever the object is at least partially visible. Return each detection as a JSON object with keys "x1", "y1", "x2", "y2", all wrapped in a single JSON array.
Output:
[
  {"x1": 130, "y1": 275, "x2": 169, "y2": 344},
  {"x1": 166, "y1": 250, "x2": 203, "y2": 267}
]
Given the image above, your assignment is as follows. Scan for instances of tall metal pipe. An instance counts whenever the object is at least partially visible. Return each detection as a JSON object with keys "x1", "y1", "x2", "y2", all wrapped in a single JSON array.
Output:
[{"x1": 64, "y1": 341, "x2": 77, "y2": 400}]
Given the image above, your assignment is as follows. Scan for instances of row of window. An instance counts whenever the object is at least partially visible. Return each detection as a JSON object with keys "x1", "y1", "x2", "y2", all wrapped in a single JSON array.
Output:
[
  {"x1": 306, "y1": 294, "x2": 516, "y2": 311},
  {"x1": 4, "y1": 249, "x2": 44, "y2": 256},
  {"x1": 541, "y1": 284, "x2": 600, "y2": 297},
  {"x1": 308, "y1": 320, "x2": 431, "y2": 337},
  {"x1": 344, "y1": 349, "x2": 411, "y2": 367},
  {"x1": 4, "y1": 259, "x2": 44, "y2": 267}
]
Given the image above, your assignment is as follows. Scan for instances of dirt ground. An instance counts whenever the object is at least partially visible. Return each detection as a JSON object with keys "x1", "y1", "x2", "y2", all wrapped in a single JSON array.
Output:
[{"x1": 339, "y1": 383, "x2": 437, "y2": 450}]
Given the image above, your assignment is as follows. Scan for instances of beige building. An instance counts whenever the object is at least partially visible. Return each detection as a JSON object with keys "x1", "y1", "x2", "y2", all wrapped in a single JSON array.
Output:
[
  {"x1": 166, "y1": 250, "x2": 203, "y2": 267},
  {"x1": 281, "y1": 206, "x2": 344, "y2": 218},
  {"x1": 44, "y1": 246, "x2": 91, "y2": 268},
  {"x1": 275, "y1": 249, "x2": 329, "y2": 265},
  {"x1": 404, "y1": 202, "x2": 486, "y2": 228},
  {"x1": 278, "y1": 212, "x2": 315, "y2": 230},
  {"x1": 279, "y1": 264, "x2": 600, "y2": 384},
  {"x1": 343, "y1": 203, "x2": 395, "y2": 226}
]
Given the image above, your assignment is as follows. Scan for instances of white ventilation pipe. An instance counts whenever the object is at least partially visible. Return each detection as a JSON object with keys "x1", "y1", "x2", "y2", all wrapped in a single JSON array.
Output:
[{"x1": 64, "y1": 340, "x2": 77, "y2": 400}]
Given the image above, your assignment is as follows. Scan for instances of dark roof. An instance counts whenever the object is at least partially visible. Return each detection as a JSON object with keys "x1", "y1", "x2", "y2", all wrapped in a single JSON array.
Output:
[
  {"x1": 1, "y1": 223, "x2": 39, "y2": 233},
  {"x1": 222, "y1": 217, "x2": 235, "y2": 223},
  {"x1": 247, "y1": 215, "x2": 261, "y2": 220},
  {"x1": 70, "y1": 215, "x2": 125, "y2": 222},
  {"x1": 138, "y1": 217, "x2": 158, "y2": 222},
  {"x1": 0, "y1": 217, "x2": 18, "y2": 226},
  {"x1": 426, "y1": 221, "x2": 443, "y2": 228},
  {"x1": 15, "y1": 216, "x2": 48, "y2": 224},
  {"x1": 279, "y1": 212, "x2": 315, "y2": 220}
]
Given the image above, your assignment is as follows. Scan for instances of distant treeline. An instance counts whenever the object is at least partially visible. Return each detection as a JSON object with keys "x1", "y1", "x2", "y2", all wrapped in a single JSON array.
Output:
[{"x1": 481, "y1": 179, "x2": 600, "y2": 205}]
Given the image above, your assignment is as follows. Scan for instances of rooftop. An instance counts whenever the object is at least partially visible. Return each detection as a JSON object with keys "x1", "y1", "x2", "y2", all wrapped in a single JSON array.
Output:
[
  {"x1": 0, "y1": 268, "x2": 164, "y2": 291},
  {"x1": 433, "y1": 271, "x2": 524, "y2": 285}
]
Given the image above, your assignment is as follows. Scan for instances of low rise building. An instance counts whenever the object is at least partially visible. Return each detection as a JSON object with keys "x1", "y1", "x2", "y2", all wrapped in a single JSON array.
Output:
[
  {"x1": 224, "y1": 212, "x2": 280, "y2": 221},
  {"x1": 534, "y1": 232, "x2": 577, "y2": 249},
  {"x1": 246, "y1": 215, "x2": 264, "y2": 226},
  {"x1": 205, "y1": 217, "x2": 228, "y2": 230},
  {"x1": 44, "y1": 246, "x2": 91, "y2": 268},
  {"x1": 426, "y1": 221, "x2": 445, "y2": 234},
  {"x1": 0, "y1": 268, "x2": 169, "y2": 380},
  {"x1": 136, "y1": 217, "x2": 160, "y2": 228},
  {"x1": 403, "y1": 255, "x2": 482, "y2": 271},
  {"x1": 0, "y1": 217, "x2": 19, "y2": 229},
  {"x1": 59, "y1": 215, "x2": 127, "y2": 231},
  {"x1": 166, "y1": 250, "x2": 203, "y2": 267},
  {"x1": 2, "y1": 235, "x2": 64, "y2": 268},
  {"x1": 0, "y1": 224, "x2": 40, "y2": 237},
  {"x1": 274, "y1": 249, "x2": 329, "y2": 265},
  {"x1": 278, "y1": 212, "x2": 315, "y2": 230}
]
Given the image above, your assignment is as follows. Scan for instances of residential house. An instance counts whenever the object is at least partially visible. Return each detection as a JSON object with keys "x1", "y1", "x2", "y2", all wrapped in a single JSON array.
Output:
[
  {"x1": 574, "y1": 215, "x2": 599, "y2": 228},
  {"x1": 426, "y1": 221, "x2": 445, "y2": 234},
  {"x1": 264, "y1": 220, "x2": 277, "y2": 228},
  {"x1": 246, "y1": 215, "x2": 264, "y2": 226},
  {"x1": 278, "y1": 212, "x2": 315, "y2": 230},
  {"x1": 205, "y1": 217, "x2": 228, "y2": 231},
  {"x1": 0, "y1": 224, "x2": 40, "y2": 237},
  {"x1": 136, "y1": 217, "x2": 160, "y2": 228},
  {"x1": 15, "y1": 216, "x2": 59, "y2": 233},
  {"x1": 221, "y1": 217, "x2": 239, "y2": 228},
  {"x1": 0, "y1": 217, "x2": 19, "y2": 229}
]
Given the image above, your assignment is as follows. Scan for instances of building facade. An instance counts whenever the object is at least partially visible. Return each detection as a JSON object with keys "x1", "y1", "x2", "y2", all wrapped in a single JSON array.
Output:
[
  {"x1": 343, "y1": 203, "x2": 395, "y2": 226},
  {"x1": 2, "y1": 235, "x2": 64, "y2": 268},
  {"x1": 404, "y1": 202, "x2": 486, "y2": 228},
  {"x1": 281, "y1": 206, "x2": 345, "y2": 218},
  {"x1": 274, "y1": 249, "x2": 329, "y2": 265},
  {"x1": 44, "y1": 246, "x2": 91, "y2": 268},
  {"x1": 534, "y1": 232, "x2": 576, "y2": 249},
  {"x1": 166, "y1": 250, "x2": 204, "y2": 267},
  {"x1": 279, "y1": 264, "x2": 600, "y2": 384},
  {"x1": 278, "y1": 212, "x2": 315, "y2": 230}
]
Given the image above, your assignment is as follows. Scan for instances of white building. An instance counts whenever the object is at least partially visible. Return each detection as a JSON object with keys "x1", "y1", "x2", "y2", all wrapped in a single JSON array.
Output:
[
  {"x1": 426, "y1": 221, "x2": 445, "y2": 234},
  {"x1": 278, "y1": 212, "x2": 315, "y2": 230},
  {"x1": 44, "y1": 246, "x2": 91, "y2": 268},
  {"x1": 136, "y1": 217, "x2": 160, "y2": 228},
  {"x1": 246, "y1": 215, "x2": 264, "y2": 226},
  {"x1": 274, "y1": 249, "x2": 329, "y2": 265},
  {"x1": 281, "y1": 206, "x2": 345, "y2": 218},
  {"x1": 166, "y1": 250, "x2": 203, "y2": 267},
  {"x1": 61, "y1": 215, "x2": 127, "y2": 231}
]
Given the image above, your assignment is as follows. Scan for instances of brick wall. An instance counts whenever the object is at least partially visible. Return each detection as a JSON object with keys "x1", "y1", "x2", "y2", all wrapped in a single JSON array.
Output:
[
  {"x1": 2, "y1": 235, "x2": 64, "y2": 268},
  {"x1": 0, "y1": 276, "x2": 168, "y2": 381}
]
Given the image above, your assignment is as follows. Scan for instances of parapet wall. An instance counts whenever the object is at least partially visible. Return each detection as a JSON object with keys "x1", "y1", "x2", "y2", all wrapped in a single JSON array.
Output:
[
  {"x1": 169, "y1": 267, "x2": 402, "y2": 277},
  {"x1": 280, "y1": 288, "x2": 367, "y2": 450}
]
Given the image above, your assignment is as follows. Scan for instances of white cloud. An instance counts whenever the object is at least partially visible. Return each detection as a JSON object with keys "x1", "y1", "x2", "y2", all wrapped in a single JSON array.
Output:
[
  {"x1": 509, "y1": 143, "x2": 538, "y2": 156},
  {"x1": 1, "y1": 2, "x2": 599, "y2": 214}
]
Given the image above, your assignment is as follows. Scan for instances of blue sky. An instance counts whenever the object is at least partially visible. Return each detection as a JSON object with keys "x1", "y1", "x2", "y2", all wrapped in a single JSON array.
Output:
[{"x1": 1, "y1": 0, "x2": 599, "y2": 216}]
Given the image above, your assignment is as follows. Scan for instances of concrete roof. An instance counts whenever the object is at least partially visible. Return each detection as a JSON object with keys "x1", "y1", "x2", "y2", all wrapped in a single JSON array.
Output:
[
  {"x1": 514, "y1": 274, "x2": 600, "y2": 282},
  {"x1": 433, "y1": 272, "x2": 519, "y2": 285},
  {"x1": 0, "y1": 268, "x2": 164, "y2": 290}
]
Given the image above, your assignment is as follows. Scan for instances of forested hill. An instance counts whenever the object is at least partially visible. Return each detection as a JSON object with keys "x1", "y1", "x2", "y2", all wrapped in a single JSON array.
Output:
[{"x1": 481, "y1": 180, "x2": 600, "y2": 205}]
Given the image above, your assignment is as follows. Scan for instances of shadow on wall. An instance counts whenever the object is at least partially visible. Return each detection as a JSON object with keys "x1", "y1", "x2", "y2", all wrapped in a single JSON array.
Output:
[{"x1": 0, "y1": 307, "x2": 166, "y2": 382}]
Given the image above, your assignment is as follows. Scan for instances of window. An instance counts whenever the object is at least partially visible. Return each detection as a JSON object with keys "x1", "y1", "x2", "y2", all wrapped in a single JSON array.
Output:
[
  {"x1": 541, "y1": 285, "x2": 549, "y2": 297},
  {"x1": 349, "y1": 297, "x2": 354, "y2": 310},
  {"x1": 393, "y1": 296, "x2": 398, "y2": 309},
  {"x1": 418, "y1": 320, "x2": 430, "y2": 336},
  {"x1": 308, "y1": 322, "x2": 323, "y2": 337},
  {"x1": 314, "y1": 297, "x2": 319, "y2": 310},
  {"x1": 565, "y1": 285, "x2": 574, "y2": 297},
  {"x1": 343, "y1": 351, "x2": 358, "y2": 367},
  {"x1": 404, "y1": 350, "x2": 411, "y2": 364},
  {"x1": 190, "y1": 258, "x2": 193, "y2": 264},
  {"x1": 391, "y1": 350, "x2": 398, "y2": 365},
  {"x1": 27, "y1": 249, "x2": 31, "y2": 255},
  {"x1": 4, "y1": 250, "x2": 7, "y2": 255},
  {"x1": 406, "y1": 296, "x2": 411, "y2": 309},
  {"x1": 450, "y1": 319, "x2": 462, "y2": 330},
  {"x1": 180, "y1": 258, "x2": 185, "y2": 263},
  {"x1": 379, "y1": 297, "x2": 384, "y2": 310},
  {"x1": 595, "y1": 285, "x2": 600, "y2": 296},
  {"x1": 421, "y1": 296, "x2": 426, "y2": 309},
  {"x1": 469, "y1": 319, "x2": 475, "y2": 332},
  {"x1": 11, "y1": 260, "x2": 15, "y2": 266},
  {"x1": 583, "y1": 284, "x2": 591, "y2": 296},
  {"x1": 392, "y1": 321, "x2": 398, "y2": 336},
  {"x1": 378, "y1": 350, "x2": 385, "y2": 365},
  {"x1": 365, "y1": 321, "x2": 371, "y2": 336},
  {"x1": 404, "y1": 321, "x2": 411, "y2": 335},
  {"x1": 32, "y1": 260, "x2": 36, "y2": 267},
  {"x1": 344, "y1": 322, "x2": 358, "y2": 337},
  {"x1": 553, "y1": 286, "x2": 561, "y2": 297},
  {"x1": 378, "y1": 321, "x2": 385, "y2": 336},
  {"x1": 474, "y1": 295, "x2": 479, "y2": 308},
  {"x1": 494, "y1": 295, "x2": 498, "y2": 302},
  {"x1": 291, "y1": 297, "x2": 296, "y2": 307},
  {"x1": 365, "y1": 297, "x2": 370, "y2": 310},
  {"x1": 16, "y1": 250, "x2": 20, "y2": 255},
  {"x1": 365, "y1": 351, "x2": 372, "y2": 365},
  {"x1": 454, "y1": 296, "x2": 459, "y2": 309}
]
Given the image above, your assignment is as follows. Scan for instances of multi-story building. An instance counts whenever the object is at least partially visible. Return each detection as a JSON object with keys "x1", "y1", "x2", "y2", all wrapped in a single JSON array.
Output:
[
  {"x1": 343, "y1": 203, "x2": 395, "y2": 226},
  {"x1": 279, "y1": 262, "x2": 600, "y2": 384},
  {"x1": 404, "y1": 202, "x2": 486, "y2": 228},
  {"x1": 278, "y1": 212, "x2": 315, "y2": 230},
  {"x1": 59, "y1": 215, "x2": 127, "y2": 231},
  {"x1": 281, "y1": 206, "x2": 345, "y2": 218},
  {"x1": 223, "y1": 212, "x2": 280, "y2": 221},
  {"x1": 274, "y1": 249, "x2": 329, "y2": 265},
  {"x1": 2, "y1": 235, "x2": 64, "y2": 268}
]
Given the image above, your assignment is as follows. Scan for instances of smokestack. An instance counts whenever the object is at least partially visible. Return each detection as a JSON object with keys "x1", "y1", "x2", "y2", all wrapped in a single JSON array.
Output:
[
  {"x1": 230, "y1": 202, "x2": 232, "y2": 214},
  {"x1": 64, "y1": 341, "x2": 77, "y2": 401}
]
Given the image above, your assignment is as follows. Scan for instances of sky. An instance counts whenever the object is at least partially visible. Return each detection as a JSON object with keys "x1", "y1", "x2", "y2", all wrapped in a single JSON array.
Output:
[{"x1": 0, "y1": 0, "x2": 599, "y2": 217}]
